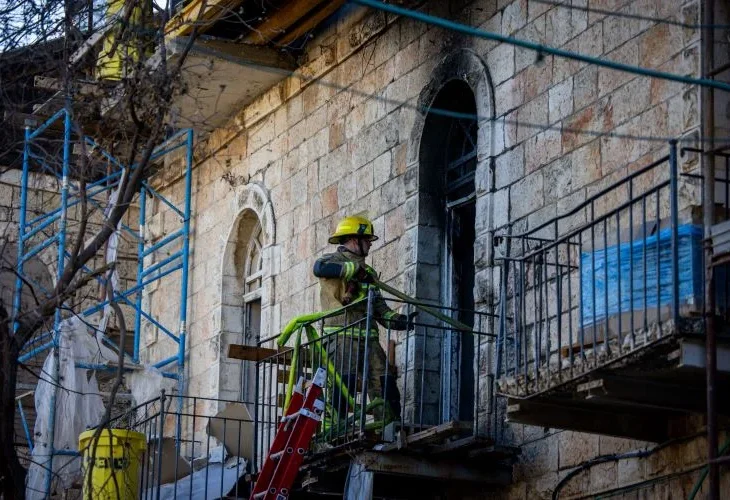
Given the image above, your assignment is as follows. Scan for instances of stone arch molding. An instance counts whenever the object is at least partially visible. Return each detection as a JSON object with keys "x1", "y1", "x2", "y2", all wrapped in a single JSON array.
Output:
[
  {"x1": 213, "y1": 181, "x2": 279, "y2": 399},
  {"x1": 231, "y1": 181, "x2": 276, "y2": 247},
  {"x1": 403, "y1": 47, "x2": 497, "y2": 292},
  {"x1": 407, "y1": 48, "x2": 496, "y2": 167}
]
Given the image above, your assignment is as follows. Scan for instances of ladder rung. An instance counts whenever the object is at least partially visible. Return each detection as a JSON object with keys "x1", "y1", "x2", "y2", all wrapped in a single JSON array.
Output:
[
  {"x1": 270, "y1": 450, "x2": 284, "y2": 461},
  {"x1": 253, "y1": 492, "x2": 267, "y2": 500}
]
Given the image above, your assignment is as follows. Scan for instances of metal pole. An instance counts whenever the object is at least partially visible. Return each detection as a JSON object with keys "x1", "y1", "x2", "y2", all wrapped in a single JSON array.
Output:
[
  {"x1": 175, "y1": 129, "x2": 194, "y2": 460},
  {"x1": 701, "y1": 0, "x2": 719, "y2": 497},
  {"x1": 134, "y1": 185, "x2": 146, "y2": 363},
  {"x1": 359, "y1": 288, "x2": 374, "y2": 432},
  {"x1": 13, "y1": 126, "x2": 31, "y2": 330},
  {"x1": 669, "y1": 140, "x2": 680, "y2": 324},
  {"x1": 44, "y1": 107, "x2": 72, "y2": 496}
]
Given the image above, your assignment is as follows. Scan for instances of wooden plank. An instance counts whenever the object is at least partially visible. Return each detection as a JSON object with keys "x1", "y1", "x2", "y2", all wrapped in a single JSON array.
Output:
[
  {"x1": 242, "y1": 0, "x2": 326, "y2": 45},
  {"x1": 165, "y1": 0, "x2": 244, "y2": 38},
  {"x1": 276, "y1": 0, "x2": 344, "y2": 46},
  {"x1": 380, "y1": 420, "x2": 471, "y2": 451},
  {"x1": 227, "y1": 344, "x2": 280, "y2": 361}
]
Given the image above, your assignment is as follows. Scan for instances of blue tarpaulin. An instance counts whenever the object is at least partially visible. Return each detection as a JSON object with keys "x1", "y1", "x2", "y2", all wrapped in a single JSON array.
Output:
[{"x1": 580, "y1": 224, "x2": 703, "y2": 327}]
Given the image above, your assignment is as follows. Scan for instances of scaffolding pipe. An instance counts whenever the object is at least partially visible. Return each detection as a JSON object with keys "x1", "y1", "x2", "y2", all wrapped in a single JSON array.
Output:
[
  {"x1": 134, "y1": 185, "x2": 147, "y2": 363},
  {"x1": 43, "y1": 107, "x2": 72, "y2": 495},
  {"x1": 13, "y1": 126, "x2": 31, "y2": 330}
]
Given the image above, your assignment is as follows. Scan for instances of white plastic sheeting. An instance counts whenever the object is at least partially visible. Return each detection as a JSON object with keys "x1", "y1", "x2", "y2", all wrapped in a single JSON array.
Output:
[
  {"x1": 143, "y1": 453, "x2": 247, "y2": 499},
  {"x1": 26, "y1": 316, "x2": 117, "y2": 499},
  {"x1": 127, "y1": 365, "x2": 176, "y2": 409}
]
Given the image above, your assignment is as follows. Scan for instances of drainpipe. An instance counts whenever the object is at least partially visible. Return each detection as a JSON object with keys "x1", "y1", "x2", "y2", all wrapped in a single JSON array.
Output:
[{"x1": 701, "y1": 0, "x2": 718, "y2": 498}]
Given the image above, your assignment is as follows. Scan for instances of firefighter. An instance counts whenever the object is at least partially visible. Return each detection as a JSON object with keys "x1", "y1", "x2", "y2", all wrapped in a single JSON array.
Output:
[{"x1": 312, "y1": 215, "x2": 413, "y2": 426}]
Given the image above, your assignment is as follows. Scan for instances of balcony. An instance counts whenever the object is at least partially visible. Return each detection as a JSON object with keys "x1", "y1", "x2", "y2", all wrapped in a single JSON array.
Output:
[
  {"x1": 495, "y1": 143, "x2": 730, "y2": 442},
  {"x1": 249, "y1": 292, "x2": 517, "y2": 493}
]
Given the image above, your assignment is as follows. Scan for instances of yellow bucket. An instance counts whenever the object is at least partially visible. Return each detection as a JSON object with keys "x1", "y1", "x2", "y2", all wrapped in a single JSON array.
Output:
[{"x1": 78, "y1": 429, "x2": 146, "y2": 500}]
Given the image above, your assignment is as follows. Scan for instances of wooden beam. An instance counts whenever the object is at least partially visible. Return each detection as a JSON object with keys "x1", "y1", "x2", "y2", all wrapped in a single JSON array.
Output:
[
  {"x1": 276, "y1": 0, "x2": 344, "y2": 46},
  {"x1": 242, "y1": 0, "x2": 326, "y2": 45},
  {"x1": 506, "y1": 398, "x2": 669, "y2": 442},
  {"x1": 227, "y1": 344, "x2": 281, "y2": 361},
  {"x1": 354, "y1": 451, "x2": 512, "y2": 485},
  {"x1": 165, "y1": 0, "x2": 244, "y2": 38},
  {"x1": 380, "y1": 420, "x2": 471, "y2": 451}
]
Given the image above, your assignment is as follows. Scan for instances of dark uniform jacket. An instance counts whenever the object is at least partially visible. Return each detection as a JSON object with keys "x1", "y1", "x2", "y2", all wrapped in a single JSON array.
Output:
[{"x1": 313, "y1": 247, "x2": 408, "y2": 332}]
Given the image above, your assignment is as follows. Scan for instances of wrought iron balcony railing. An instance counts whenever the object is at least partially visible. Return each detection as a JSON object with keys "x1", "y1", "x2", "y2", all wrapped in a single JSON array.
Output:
[
  {"x1": 254, "y1": 290, "x2": 504, "y2": 462},
  {"x1": 495, "y1": 141, "x2": 717, "y2": 397}
]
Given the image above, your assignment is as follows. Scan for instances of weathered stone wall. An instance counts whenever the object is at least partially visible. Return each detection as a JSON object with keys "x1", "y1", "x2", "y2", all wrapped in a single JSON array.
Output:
[{"x1": 141, "y1": 0, "x2": 727, "y2": 496}]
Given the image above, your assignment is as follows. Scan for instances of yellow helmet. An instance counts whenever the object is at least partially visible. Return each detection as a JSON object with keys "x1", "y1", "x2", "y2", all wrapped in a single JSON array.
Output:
[{"x1": 329, "y1": 215, "x2": 378, "y2": 244}]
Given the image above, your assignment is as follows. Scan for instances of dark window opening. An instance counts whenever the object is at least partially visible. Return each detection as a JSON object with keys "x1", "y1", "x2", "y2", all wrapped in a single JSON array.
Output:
[{"x1": 419, "y1": 79, "x2": 478, "y2": 422}]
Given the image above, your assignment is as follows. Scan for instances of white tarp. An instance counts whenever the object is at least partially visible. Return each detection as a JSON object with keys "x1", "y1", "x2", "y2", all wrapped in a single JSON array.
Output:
[
  {"x1": 144, "y1": 455, "x2": 247, "y2": 499},
  {"x1": 26, "y1": 316, "x2": 116, "y2": 499}
]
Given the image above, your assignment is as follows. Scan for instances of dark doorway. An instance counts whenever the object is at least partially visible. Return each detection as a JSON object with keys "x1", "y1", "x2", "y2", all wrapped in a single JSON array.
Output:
[{"x1": 419, "y1": 79, "x2": 477, "y2": 422}]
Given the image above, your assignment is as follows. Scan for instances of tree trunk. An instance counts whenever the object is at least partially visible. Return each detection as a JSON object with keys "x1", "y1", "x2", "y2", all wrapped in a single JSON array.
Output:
[{"x1": 0, "y1": 310, "x2": 27, "y2": 500}]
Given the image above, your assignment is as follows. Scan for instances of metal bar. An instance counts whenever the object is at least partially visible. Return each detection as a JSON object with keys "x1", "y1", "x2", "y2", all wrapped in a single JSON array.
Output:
[
  {"x1": 18, "y1": 400, "x2": 33, "y2": 451},
  {"x1": 21, "y1": 234, "x2": 59, "y2": 263},
  {"x1": 143, "y1": 183, "x2": 185, "y2": 219},
  {"x1": 153, "y1": 355, "x2": 178, "y2": 369},
  {"x1": 141, "y1": 228, "x2": 185, "y2": 258},
  {"x1": 655, "y1": 191, "x2": 661, "y2": 336},
  {"x1": 134, "y1": 186, "x2": 147, "y2": 363},
  {"x1": 578, "y1": 231, "x2": 585, "y2": 364},
  {"x1": 591, "y1": 202, "x2": 597, "y2": 366},
  {"x1": 177, "y1": 129, "x2": 194, "y2": 406},
  {"x1": 141, "y1": 250, "x2": 183, "y2": 279},
  {"x1": 603, "y1": 219, "x2": 609, "y2": 356},
  {"x1": 21, "y1": 212, "x2": 61, "y2": 242},
  {"x1": 83, "y1": 263, "x2": 183, "y2": 316},
  {"x1": 13, "y1": 125, "x2": 31, "y2": 330},
  {"x1": 567, "y1": 238, "x2": 574, "y2": 374},
  {"x1": 642, "y1": 196, "x2": 648, "y2": 340},
  {"x1": 155, "y1": 391, "x2": 166, "y2": 500},
  {"x1": 28, "y1": 108, "x2": 65, "y2": 139},
  {"x1": 616, "y1": 212, "x2": 622, "y2": 353},
  {"x1": 18, "y1": 340, "x2": 54, "y2": 363},
  {"x1": 670, "y1": 140, "x2": 680, "y2": 324}
]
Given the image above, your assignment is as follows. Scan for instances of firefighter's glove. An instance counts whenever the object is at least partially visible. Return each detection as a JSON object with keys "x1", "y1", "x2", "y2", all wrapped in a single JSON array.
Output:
[{"x1": 355, "y1": 263, "x2": 376, "y2": 284}]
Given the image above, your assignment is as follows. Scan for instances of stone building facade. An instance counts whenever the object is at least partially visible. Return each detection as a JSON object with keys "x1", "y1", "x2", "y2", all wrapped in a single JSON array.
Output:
[{"x1": 136, "y1": 0, "x2": 729, "y2": 497}]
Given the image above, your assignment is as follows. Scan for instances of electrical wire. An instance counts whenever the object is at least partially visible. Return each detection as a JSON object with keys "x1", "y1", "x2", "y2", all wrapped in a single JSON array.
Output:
[
  {"x1": 531, "y1": 0, "x2": 730, "y2": 30},
  {"x1": 349, "y1": 0, "x2": 730, "y2": 93}
]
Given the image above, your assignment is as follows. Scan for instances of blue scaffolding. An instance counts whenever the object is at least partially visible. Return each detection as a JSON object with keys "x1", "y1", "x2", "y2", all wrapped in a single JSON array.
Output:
[{"x1": 12, "y1": 107, "x2": 194, "y2": 496}]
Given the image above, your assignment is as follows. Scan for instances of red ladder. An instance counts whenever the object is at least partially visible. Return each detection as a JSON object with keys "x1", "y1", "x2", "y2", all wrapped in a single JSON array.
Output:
[{"x1": 251, "y1": 367, "x2": 326, "y2": 500}]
